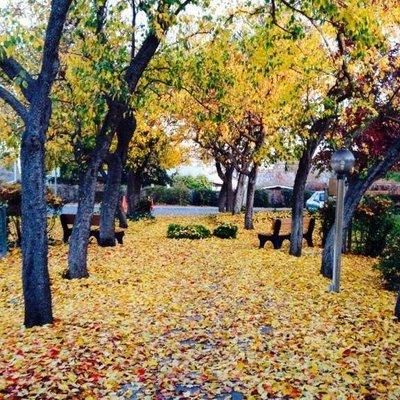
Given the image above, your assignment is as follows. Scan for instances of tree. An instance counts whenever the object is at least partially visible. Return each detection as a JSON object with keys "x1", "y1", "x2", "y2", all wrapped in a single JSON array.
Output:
[
  {"x1": 248, "y1": 0, "x2": 400, "y2": 257},
  {"x1": 98, "y1": 0, "x2": 205, "y2": 247},
  {"x1": 301, "y1": 0, "x2": 400, "y2": 279},
  {"x1": 228, "y1": 113, "x2": 267, "y2": 229},
  {"x1": 49, "y1": 0, "x2": 202, "y2": 277},
  {"x1": 48, "y1": 0, "x2": 130, "y2": 275},
  {"x1": 169, "y1": 23, "x2": 324, "y2": 227},
  {"x1": 320, "y1": 115, "x2": 400, "y2": 278},
  {"x1": 125, "y1": 107, "x2": 182, "y2": 214},
  {"x1": 0, "y1": 0, "x2": 72, "y2": 327}
]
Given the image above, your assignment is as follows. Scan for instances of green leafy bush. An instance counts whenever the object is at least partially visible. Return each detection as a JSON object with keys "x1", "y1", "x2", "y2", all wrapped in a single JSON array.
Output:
[
  {"x1": 254, "y1": 189, "x2": 270, "y2": 207},
  {"x1": 191, "y1": 189, "x2": 218, "y2": 206},
  {"x1": 319, "y1": 195, "x2": 396, "y2": 256},
  {"x1": 128, "y1": 199, "x2": 155, "y2": 221},
  {"x1": 213, "y1": 223, "x2": 238, "y2": 239},
  {"x1": 172, "y1": 174, "x2": 212, "y2": 190},
  {"x1": 145, "y1": 186, "x2": 190, "y2": 205},
  {"x1": 375, "y1": 224, "x2": 400, "y2": 290},
  {"x1": 144, "y1": 186, "x2": 218, "y2": 206},
  {"x1": 167, "y1": 223, "x2": 211, "y2": 239},
  {"x1": 352, "y1": 196, "x2": 396, "y2": 257}
]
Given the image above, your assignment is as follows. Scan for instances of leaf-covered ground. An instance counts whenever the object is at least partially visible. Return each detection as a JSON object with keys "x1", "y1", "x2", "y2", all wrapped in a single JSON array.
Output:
[{"x1": 0, "y1": 213, "x2": 399, "y2": 399}]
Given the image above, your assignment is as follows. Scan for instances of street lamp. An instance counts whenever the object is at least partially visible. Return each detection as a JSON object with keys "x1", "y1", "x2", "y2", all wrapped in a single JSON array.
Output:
[{"x1": 329, "y1": 148, "x2": 355, "y2": 293}]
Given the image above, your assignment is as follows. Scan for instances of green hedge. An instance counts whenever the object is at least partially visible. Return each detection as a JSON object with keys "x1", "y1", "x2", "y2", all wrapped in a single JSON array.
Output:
[
  {"x1": 145, "y1": 186, "x2": 314, "y2": 208},
  {"x1": 167, "y1": 224, "x2": 211, "y2": 239},
  {"x1": 191, "y1": 189, "x2": 218, "y2": 206},
  {"x1": 319, "y1": 195, "x2": 397, "y2": 256},
  {"x1": 145, "y1": 186, "x2": 191, "y2": 205},
  {"x1": 127, "y1": 199, "x2": 155, "y2": 221},
  {"x1": 375, "y1": 218, "x2": 400, "y2": 290},
  {"x1": 145, "y1": 186, "x2": 218, "y2": 206}
]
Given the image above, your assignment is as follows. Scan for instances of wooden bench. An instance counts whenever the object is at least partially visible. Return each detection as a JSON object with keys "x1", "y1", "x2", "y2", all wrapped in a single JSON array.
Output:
[
  {"x1": 60, "y1": 214, "x2": 124, "y2": 245},
  {"x1": 258, "y1": 217, "x2": 315, "y2": 249}
]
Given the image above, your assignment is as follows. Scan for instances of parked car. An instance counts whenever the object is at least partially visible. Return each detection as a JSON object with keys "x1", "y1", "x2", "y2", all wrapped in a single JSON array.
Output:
[{"x1": 306, "y1": 191, "x2": 326, "y2": 211}]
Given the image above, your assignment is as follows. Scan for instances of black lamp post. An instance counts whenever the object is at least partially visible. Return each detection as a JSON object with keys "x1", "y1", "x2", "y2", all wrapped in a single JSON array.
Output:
[{"x1": 329, "y1": 148, "x2": 355, "y2": 292}]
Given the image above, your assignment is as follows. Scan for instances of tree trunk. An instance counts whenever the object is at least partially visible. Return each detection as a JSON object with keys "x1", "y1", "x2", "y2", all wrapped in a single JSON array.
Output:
[
  {"x1": 244, "y1": 165, "x2": 258, "y2": 230},
  {"x1": 321, "y1": 138, "x2": 400, "y2": 278},
  {"x1": 233, "y1": 173, "x2": 245, "y2": 214},
  {"x1": 99, "y1": 155, "x2": 121, "y2": 246},
  {"x1": 395, "y1": 291, "x2": 400, "y2": 319},
  {"x1": 21, "y1": 122, "x2": 52, "y2": 328},
  {"x1": 67, "y1": 108, "x2": 118, "y2": 278},
  {"x1": 225, "y1": 167, "x2": 234, "y2": 213},
  {"x1": 99, "y1": 114, "x2": 135, "y2": 246},
  {"x1": 0, "y1": 0, "x2": 72, "y2": 328},
  {"x1": 218, "y1": 182, "x2": 227, "y2": 212},
  {"x1": 289, "y1": 118, "x2": 333, "y2": 256},
  {"x1": 66, "y1": 163, "x2": 100, "y2": 278},
  {"x1": 289, "y1": 142, "x2": 315, "y2": 256},
  {"x1": 215, "y1": 162, "x2": 234, "y2": 213},
  {"x1": 127, "y1": 170, "x2": 143, "y2": 214},
  {"x1": 116, "y1": 202, "x2": 128, "y2": 228}
]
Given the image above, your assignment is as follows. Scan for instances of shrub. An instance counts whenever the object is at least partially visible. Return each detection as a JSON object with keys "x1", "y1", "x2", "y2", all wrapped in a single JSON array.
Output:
[
  {"x1": 172, "y1": 174, "x2": 212, "y2": 190},
  {"x1": 304, "y1": 190, "x2": 314, "y2": 204},
  {"x1": 144, "y1": 186, "x2": 219, "y2": 206},
  {"x1": 167, "y1": 223, "x2": 211, "y2": 239},
  {"x1": 128, "y1": 199, "x2": 155, "y2": 221},
  {"x1": 352, "y1": 196, "x2": 396, "y2": 257},
  {"x1": 319, "y1": 195, "x2": 397, "y2": 255},
  {"x1": 375, "y1": 224, "x2": 400, "y2": 290},
  {"x1": 282, "y1": 188, "x2": 293, "y2": 207},
  {"x1": 145, "y1": 186, "x2": 190, "y2": 205},
  {"x1": 191, "y1": 189, "x2": 218, "y2": 206},
  {"x1": 213, "y1": 223, "x2": 238, "y2": 239},
  {"x1": 254, "y1": 189, "x2": 270, "y2": 207}
]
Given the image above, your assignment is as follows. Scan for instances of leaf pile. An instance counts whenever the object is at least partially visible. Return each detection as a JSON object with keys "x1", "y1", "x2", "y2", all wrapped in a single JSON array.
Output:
[{"x1": 0, "y1": 213, "x2": 399, "y2": 399}]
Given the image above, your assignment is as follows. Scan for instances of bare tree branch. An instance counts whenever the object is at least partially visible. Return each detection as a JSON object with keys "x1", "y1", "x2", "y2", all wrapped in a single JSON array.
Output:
[
  {"x1": 0, "y1": 85, "x2": 28, "y2": 122},
  {"x1": 131, "y1": 0, "x2": 137, "y2": 59},
  {"x1": 39, "y1": 0, "x2": 72, "y2": 93},
  {"x1": 0, "y1": 58, "x2": 36, "y2": 101},
  {"x1": 175, "y1": 0, "x2": 192, "y2": 16}
]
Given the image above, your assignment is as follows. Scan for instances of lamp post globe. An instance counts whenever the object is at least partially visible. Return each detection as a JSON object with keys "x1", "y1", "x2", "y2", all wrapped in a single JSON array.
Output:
[{"x1": 331, "y1": 149, "x2": 355, "y2": 177}]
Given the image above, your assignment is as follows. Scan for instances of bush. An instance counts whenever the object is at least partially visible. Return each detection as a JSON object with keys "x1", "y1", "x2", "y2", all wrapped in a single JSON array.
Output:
[
  {"x1": 319, "y1": 195, "x2": 396, "y2": 256},
  {"x1": 128, "y1": 199, "x2": 154, "y2": 221},
  {"x1": 375, "y1": 224, "x2": 400, "y2": 290},
  {"x1": 352, "y1": 196, "x2": 396, "y2": 257},
  {"x1": 172, "y1": 174, "x2": 213, "y2": 190},
  {"x1": 191, "y1": 189, "x2": 218, "y2": 206},
  {"x1": 144, "y1": 186, "x2": 218, "y2": 206},
  {"x1": 167, "y1": 223, "x2": 211, "y2": 239},
  {"x1": 282, "y1": 188, "x2": 293, "y2": 207},
  {"x1": 254, "y1": 189, "x2": 270, "y2": 207},
  {"x1": 145, "y1": 186, "x2": 191, "y2": 205},
  {"x1": 213, "y1": 223, "x2": 238, "y2": 239}
]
